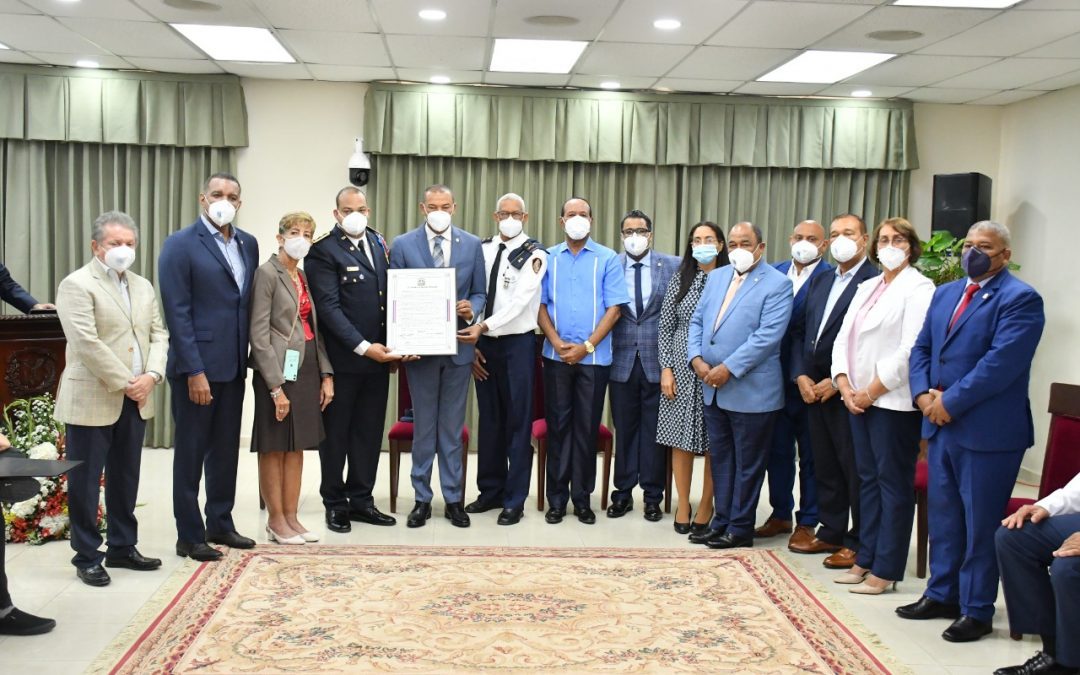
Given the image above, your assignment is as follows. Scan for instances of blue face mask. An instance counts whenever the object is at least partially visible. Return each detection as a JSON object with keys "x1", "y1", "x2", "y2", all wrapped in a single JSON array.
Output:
[
  {"x1": 961, "y1": 246, "x2": 994, "y2": 279},
  {"x1": 692, "y1": 244, "x2": 718, "y2": 264}
]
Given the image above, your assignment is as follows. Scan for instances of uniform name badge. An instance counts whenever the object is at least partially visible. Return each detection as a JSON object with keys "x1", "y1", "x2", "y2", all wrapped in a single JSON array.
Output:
[{"x1": 282, "y1": 349, "x2": 301, "y2": 382}]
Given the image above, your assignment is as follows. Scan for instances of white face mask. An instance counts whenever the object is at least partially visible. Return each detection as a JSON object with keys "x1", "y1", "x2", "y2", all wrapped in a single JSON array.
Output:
[
  {"x1": 103, "y1": 245, "x2": 136, "y2": 273},
  {"x1": 564, "y1": 215, "x2": 590, "y2": 241},
  {"x1": 623, "y1": 233, "x2": 649, "y2": 257},
  {"x1": 426, "y1": 210, "x2": 451, "y2": 233},
  {"x1": 342, "y1": 212, "x2": 367, "y2": 237},
  {"x1": 877, "y1": 245, "x2": 907, "y2": 271},
  {"x1": 207, "y1": 199, "x2": 236, "y2": 227},
  {"x1": 498, "y1": 216, "x2": 523, "y2": 239},
  {"x1": 830, "y1": 235, "x2": 859, "y2": 264},
  {"x1": 728, "y1": 247, "x2": 755, "y2": 274},
  {"x1": 791, "y1": 240, "x2": 820, "y2": 265},
  {"x1": 282, "y1": 236, "x2": 311, "y2": 260}
]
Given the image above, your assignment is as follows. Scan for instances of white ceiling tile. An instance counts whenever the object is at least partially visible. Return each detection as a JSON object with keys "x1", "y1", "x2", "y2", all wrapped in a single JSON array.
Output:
[
  {"x1": 576, "y1": 43, "x2": 694, "y2": 77},
  {"x1": 372, "y1": 0, "x2": 492, "y2": 37},
  {"x1": 1023, "y1": 68, "x2": 1080, "y2": 90},
  {"x1": 935, "y1": 57, "x2": 1080, "y2": 89},
  {"x1": 0, "y1": 15, "x2": 111, "y2": 54},
  {"x1": 492, "y1": 0, "x2": 620, "y2": 40},
  {"x1": 733, "y1": 81, "x2": 827, "y2": 96},
  {"x1": 653, "y1": 77, "x2": 743, "y2": 93},
  {"x1": 841, "y1": 54, "x2": 999, "y2": 87},
  {"x1": 219, "y1": 62, "x2": 312, "y2": 79},
  {"x1": 667, "y1": 46, "x2": 798, "y2": 80},
  {"x1": 1017, "y1": 0, "x2": 1080, "y2": 8},
  {"x1": 566, "y1": 74, "x2": 659, "y2": 91},
  {"x1": 968, "y1": 89, "x2": 1046, "y2": 105},
  {"x1": 916, "y1": 10, "x2": 1080, "y2": 57},
  {"x1": 708, "y1": 2, "x2": 873, "y2": 49},
  {"x1": 128, "y1": 0, "x2": 268, "y2": 27},
  {"x1": 0, "y1": 50, "x2": 44, "y2": 64},
  {"x1": 0, "y1": 1, "x2": 38, "y2": 14},
  {"x1": 815, "y1": 7, "x2": 998, "y2": 54},
  {"x1": 56, "y1": 17, "x2": 202, "y2": 58},
  {"x1": 773, "y1": 0, "x2": 887, "y2": 4},
  {"x1": 307, "y1": 64, "x2": 396, "y2": 82},
  {"x1": 816, "y1": 84, "x2": 915, "y2": 98},
  {"x1": 257, "y1": 0, "x2": 378, "y2": 32},
  {"x1": 482, "y1": 72, "x2": 571, "y2": 87},
  {"x1": 600, "y1": 0, "x2": 747, "y2": 45},
  {"x1": 20, "y1": 0, "x2": 153, "y2": 21},
  {"x1": 1022, "y1": 33, "x2": 1080, "y2": 58},
  {"x1": 385, "y1": 35, "x2": 486, "y2": 70},
  {"x1": 395, "y1": 69, "x2": 484, "y2": 85},
  {"x1": 27, "y1": 52, "x2": 134, "y2": 69},
  {"x1": 902, "y1": 87, "x2": 999, "y2": 103},
  {"x1": 124, "y1": 57, "x2": 224, "y2": 74},
  {"x1": 277, "y1": 30, "x2": 390, "y2": 66}
]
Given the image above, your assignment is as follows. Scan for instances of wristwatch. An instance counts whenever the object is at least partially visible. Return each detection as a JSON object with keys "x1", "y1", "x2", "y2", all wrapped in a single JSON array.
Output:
[
  {"x1": 270, "y1": 387, "x2": 283, "y2": 400},
  {"x1": 583, "y1": 340, "x2": 595, "y2": 354}
]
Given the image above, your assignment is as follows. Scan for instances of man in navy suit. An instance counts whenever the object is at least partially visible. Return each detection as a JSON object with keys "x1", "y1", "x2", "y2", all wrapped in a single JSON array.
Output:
[
  {"x1": 899, "y1": 220, "x2": 1045, "y2": 642},
  {"x1": 757, "y1": 220, "x2": 832, "y2": 550},
  {"x1": 791, "y1": 214, "x2": 879, "y2": 568},
  {"x1": 607, "y1": 209, "x2": 680, "y2": 521},
  {"x1": 159, "y1": 172, "x2": 260, "y2": 561},
  {"x1": 390, "y1": 184, "x2": 485, "y2": 530},
  {"x1": 687, "y1": 222, "x2": 793, "y2": 549},
  {"x1": 0, "y1": 261, "x2": 53, "y2": 313},
  {"x1": 306, "y1": 186, "x2": 399, "y2": 534}
]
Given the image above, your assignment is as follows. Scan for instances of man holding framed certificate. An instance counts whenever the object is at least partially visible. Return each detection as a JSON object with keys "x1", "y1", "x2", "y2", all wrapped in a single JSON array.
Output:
[{"x1": 389, "y1": 184, "x2": 486, "y2": 529}]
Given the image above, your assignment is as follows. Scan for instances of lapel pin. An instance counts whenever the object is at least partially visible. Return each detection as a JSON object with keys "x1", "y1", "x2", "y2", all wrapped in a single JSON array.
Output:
[
  {"x1": 360, "y1": 274, "x2": 365, "y2": 281},
  {"x1": 982, "y1": 293, "x2": 989, "y2": 299}
]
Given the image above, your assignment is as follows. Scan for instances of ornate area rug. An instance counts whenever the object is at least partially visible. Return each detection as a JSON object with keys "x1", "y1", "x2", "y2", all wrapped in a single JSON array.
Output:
[{"x1": 95, "y1": 546, "x2": 895, "y2": 674}]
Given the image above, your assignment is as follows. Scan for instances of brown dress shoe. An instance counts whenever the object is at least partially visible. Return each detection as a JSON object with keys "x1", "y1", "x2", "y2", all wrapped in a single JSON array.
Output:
[
  {"x1": 787, "y1": 525, "x2": 815, "y2": 550},
  {"x1": 823, "y1": 547, "x2": 858, "y2": 569},
  {"x1": 790, "y1": 534, "x2": 843, "y2": 554},
  {"x1": 754, "y1": 517, "x2": 793, "y2": 538}
]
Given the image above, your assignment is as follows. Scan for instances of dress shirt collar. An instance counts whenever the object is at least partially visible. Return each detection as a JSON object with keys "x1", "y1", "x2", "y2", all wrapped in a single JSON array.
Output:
[
  {"x1": 835, "y1": 256, "x2": 868, "y2": 281},
  {"x1": 556, "y1": 237, "x2": 597, "y2": 255},
  {"x1": 426, "y1": 224, "x2": 452, "y2": 242},
  {"x1": 93, "y1": 255, "x2": 127, "y2": 286},
  {"x1": 200, "y1": 214, "x2": 233, "y2": 240},
  {"x1": 625, "y1": 250, "x2": 652, "y2": 269},
  {"x1": 494, "y1": 231, "x2": 527, "y2": 249},
  {"x1": 788, "y1": 257, "x2": 821, "y2": 277}
]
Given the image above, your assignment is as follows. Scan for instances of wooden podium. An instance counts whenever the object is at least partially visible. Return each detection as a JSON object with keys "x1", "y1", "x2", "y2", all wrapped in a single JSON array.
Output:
[{"x1": 0, "y1": 313, "x2": 66, "y2": 408}]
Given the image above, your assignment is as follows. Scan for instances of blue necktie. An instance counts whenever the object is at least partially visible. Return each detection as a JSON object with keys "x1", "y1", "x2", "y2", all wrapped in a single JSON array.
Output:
[{"x1": 633, "y1": 262, "x2": 644, "y2": 317}]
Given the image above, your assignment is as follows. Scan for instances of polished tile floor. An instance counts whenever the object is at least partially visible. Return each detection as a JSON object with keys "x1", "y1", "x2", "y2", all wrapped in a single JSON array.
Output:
[{"x1": 1, "y1": 449, "x2": 1040, "y2": 673}]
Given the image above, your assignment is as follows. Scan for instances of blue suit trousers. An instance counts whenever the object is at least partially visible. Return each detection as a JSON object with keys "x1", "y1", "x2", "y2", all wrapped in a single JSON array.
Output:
[
  {"x1": 406, "y1": 356, "x2": 471, "y2": 504},
  {"x1": 704, "y1": 404, "x2": 775, "y2": 538}
]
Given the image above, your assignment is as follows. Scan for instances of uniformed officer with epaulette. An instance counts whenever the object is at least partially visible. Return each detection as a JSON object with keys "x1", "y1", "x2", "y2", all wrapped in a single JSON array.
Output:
[
  {"x1": 458, "y1": 192, "x2": 547, "y2": 525},
  {"x1": 304, "y1": 186, "x2": 400, "y2": 533}
]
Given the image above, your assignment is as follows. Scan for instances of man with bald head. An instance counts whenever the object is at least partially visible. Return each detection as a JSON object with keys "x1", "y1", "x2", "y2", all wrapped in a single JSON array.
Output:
[{"x1": 757, "y1": 220, "x2": 833, "y2": 552}]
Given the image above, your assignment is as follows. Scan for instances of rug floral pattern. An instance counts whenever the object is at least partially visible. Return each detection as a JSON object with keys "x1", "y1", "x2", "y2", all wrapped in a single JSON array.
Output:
[{"x1": 105, "y1": 546, "x2": 890, "y2": 674}]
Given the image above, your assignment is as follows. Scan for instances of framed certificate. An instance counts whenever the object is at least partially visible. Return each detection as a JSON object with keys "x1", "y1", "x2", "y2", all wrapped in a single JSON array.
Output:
[{"x1": 386, "y1": 268, "x2": 458, "y2": 356}]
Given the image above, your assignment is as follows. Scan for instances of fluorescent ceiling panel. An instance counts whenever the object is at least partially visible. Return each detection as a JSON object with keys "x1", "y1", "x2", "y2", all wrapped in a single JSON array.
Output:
[
  {"x1": 489, "y1": 38, "x2": 587, "y2": 73},
  {"x1": 758, "y1": 50, "x2": 895, "y2": 84},
  {"x1": 892, "y1": 0, "x2": 1021, "y2": 7},
  {"x1": 171, "y1": 24, "x2": 294, "y2": 62}
]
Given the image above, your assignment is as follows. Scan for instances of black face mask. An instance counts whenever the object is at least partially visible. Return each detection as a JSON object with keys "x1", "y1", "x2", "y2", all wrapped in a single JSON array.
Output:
[{"x1": 962, "y1": 247, "x2": 997, "y2": 278}]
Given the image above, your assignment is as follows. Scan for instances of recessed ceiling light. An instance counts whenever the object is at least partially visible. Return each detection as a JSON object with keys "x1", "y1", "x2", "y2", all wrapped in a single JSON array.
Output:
[
  {"x1": 653, "y1": 18, "x2": 681, "y2": 30},
  {"x1": 758, "y1": 50, "x2": 895, "y2": 84},
  {"x1": 489, "y1": 38, "x2": 588, "y2": 74},
  {"x1": 171, "y1": 24, "x2": 294, "y2": 62},
  {"x1": 599, "y1": 81, "x2": 620, "y2": 89},
  {"x1": 852, "y1": 89, "x2": 873, "y2": 97},
  {"x1": 430, "y1": 75, "x2": 450, "y2": 84},
  {"x1": 891, "y1": 0, "x2": 1021, "y2": 7},
  {"x1": 418, "y1": 9, "x2": 447, "y2": 21},
  {"x1": 75, "y1": 59, "x2": 99, "y2": 68}
]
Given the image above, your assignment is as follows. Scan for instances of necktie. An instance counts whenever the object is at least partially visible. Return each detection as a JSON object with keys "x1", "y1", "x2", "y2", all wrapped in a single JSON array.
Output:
[
  {"x1": 433, "y1": 235, "x2": 445, "y2": 268},
  {"x1": 486, "y1": 243, "x2": 506, "y2": 317},
  {"x1": 948, "y1": 282, "x2": 980, "y2": 333},
  {"x1": 713, "y1": 273, "x2": 745, "y2": 331},
  {"x1": 633, "y1": 262, "x2": 644, "y2": 317}
]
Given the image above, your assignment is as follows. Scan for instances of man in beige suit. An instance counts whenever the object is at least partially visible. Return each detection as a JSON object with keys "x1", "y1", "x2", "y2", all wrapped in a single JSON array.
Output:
[{"x1": 55, "y1": 211, "x2": 169, "y2": 587}]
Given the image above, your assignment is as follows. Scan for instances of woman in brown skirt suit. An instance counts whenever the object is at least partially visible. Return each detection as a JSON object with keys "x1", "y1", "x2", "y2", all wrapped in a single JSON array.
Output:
[{"x1": 249, "y1": 212, "x2": 334, "y2": 544}]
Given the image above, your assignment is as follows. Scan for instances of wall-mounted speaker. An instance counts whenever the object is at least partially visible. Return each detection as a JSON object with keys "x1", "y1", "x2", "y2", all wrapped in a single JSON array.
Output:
[{"x1": 932, "y1": 172, "x2": 992, "y2": 239}]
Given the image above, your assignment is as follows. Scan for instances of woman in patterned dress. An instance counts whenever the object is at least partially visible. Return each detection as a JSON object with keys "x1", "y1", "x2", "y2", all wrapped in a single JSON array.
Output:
[{"x1": 657, "y1": 222, "x2": 729, "y2": 535}]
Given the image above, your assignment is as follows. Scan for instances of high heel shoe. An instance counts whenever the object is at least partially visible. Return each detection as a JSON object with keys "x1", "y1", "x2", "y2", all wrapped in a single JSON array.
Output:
[
  {"x1": 848, "y1": 578, "x2": 898, "y2": 595},
  {"x1": 297, "y1": 530, "x2": 320, "y2": 543},
  {"x1": 689, "y1": 511, "x2": 714, "y2": 536},
  {"x1": 673, "y1": 507, "x2": 692, "y2": 535},
  {"x1": 266, "y1": 524, "x2": 305, "y2": 545},
  {"x1": 834, "y1": 569, "x2": 870, "y2": 585}
]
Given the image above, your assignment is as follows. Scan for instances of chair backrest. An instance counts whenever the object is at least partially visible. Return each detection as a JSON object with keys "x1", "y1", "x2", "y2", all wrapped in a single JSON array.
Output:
[
  {"x1": 397, "y1": 367, "x2": 412, "y2": 417},
  {"x1": 532, "y1": 334, "x2": 545, "y2": 422},
  {"x1": 1040, "y1": 382, "x2": 1080, "y2": 498}
]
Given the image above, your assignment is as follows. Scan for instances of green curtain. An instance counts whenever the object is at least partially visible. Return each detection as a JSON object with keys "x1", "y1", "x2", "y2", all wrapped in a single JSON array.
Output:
[
  {"x1": 365, "y1": 84, "x2": 918, "y2": 170},
  {"x1": 0, "y1": 139, "x2": 236, "y2": 446}
]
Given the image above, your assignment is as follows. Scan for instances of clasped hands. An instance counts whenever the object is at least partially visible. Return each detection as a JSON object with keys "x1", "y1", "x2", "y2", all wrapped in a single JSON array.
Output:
[
  {"x1": 796, "y1": 375, "x2": 838, "y2": 405},
  {"x1": 916, "y1": 389, "x2": 952, "y2": 426},
  {"x1": 1002, "y1": 504, "x2": 1080, "y2": 557},
  {"x1": 691, "y1": 358, "x2": 731, "y2": 389},
  {"x1": 124, "y1": 373, "x2": 156, "y2": 409}
]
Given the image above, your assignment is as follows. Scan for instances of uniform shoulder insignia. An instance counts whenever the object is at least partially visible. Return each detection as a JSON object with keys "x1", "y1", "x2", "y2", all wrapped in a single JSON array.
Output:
[
  {"x1": 481, "y1": 236, "x2": 494, "y2": 244},
  {"x1": 312, "y1": 231, "x2": 331, "y2": 244}
]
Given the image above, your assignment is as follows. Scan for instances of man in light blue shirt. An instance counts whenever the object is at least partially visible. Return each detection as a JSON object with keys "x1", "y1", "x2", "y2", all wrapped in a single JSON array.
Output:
[{"x1": 537, "y1": 197, "x2": 629, "y2": 525}]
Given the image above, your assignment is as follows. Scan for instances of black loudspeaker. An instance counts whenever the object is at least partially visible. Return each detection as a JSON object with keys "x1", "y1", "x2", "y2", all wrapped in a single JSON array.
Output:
[{"x1": 932, "y1": 172, "x2": 992, "y2": 239}]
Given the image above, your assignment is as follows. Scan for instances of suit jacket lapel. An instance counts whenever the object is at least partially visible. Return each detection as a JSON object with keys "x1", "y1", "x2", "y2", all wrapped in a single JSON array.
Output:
[
  {"x1": 197, "y1": 223, "x2": 240, "y2": 289},
  {"x1": 417, "y1": 226, "x2": 437, "y2": 268},
  {"x1": 270, "y1": 256, "x2": 300, "y2": 308},
  {"x1": 333, "y1": 226, "x2": 376, "y2": 275},
  {"x1": 944, "y1": 271, "x2": 1006, "y2": 345},
  {"x1": 643, "y1": 256, "x2": 670, "y2": 316},
  {"x1": 89, "y1": 261, "x2": 132, "y2": 321}
]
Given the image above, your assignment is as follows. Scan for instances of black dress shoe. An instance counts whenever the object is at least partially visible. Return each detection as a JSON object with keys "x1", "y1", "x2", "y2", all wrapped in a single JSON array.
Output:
[
  {"x1": 349, "y1": 506, "x2": 396, "y2": 526},
  {"x1": 464, "y1": 498, "x2": 501, "y2": 514},
  {"x1": 76, "y1": 564, "x2": 111, "y2": 587},
  {"x1": 705, "y1": 531, "x2": 754, "y2": 549},
  {"x1": 943, "y1": 615, "x2": 993, "y2": 642},
  {"x1": 995, "y1": 651, "x2": 1080, "y2": 675},
  {"x1": 574, "y1": 506, "x2": 596, "y2": 524},
  {"x1": 0, "y1": 607, "x2": 56, "y2": 636},
  {"x1": 206, "y1": 531, "x2": 256, "y2": 549},
  {"x1": 545, "y1": 507, "x2": 566, "y2": 524},
  {"x1": 896, "y1": 595, "x2": 962, "y2": 621},
  {"x1": 326, "y1": 509, "x2": 351, "y2": 533},
  {"x1": 644, "y1": 503, "x2": 663, "y2": 522},
  {"x1": 497, "y1": 508, "x2": 523, "y2": 526},
  {"x1": 444, "y1": 502, "x2": 471, "y2": 528},
  {"x1": 105, "y1": 548, "x2": 162, "y2": 571},
  {"x1": 176, "y1": 540, "x2": 224, "y2": 561},
  {"x1": 407, "y1": 501, "x2": 432, "y2": 528},
  {"x1": 606, "y1": 500, "x2": 633, "y2": 518},
  {"x1": 689, "y1": 528, "x2": 721, "y2": 545}
]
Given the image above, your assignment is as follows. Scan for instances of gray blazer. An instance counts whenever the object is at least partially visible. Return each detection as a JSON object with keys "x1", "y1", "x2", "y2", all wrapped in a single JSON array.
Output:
[{"x1": 248, "y1": 256, "x2": 332, "y2": 390}]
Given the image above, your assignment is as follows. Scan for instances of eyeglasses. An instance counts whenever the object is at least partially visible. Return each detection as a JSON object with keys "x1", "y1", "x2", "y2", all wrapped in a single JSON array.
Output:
[
  {"x1": 495, "y1": 211, "x2": 525, "y2": 220},
  {"x1": 622, "y1": 228, "x2": 650, "y2": 237},
  {"x1": 876, "y1": 235, "x2": 910, "y2": 247}
]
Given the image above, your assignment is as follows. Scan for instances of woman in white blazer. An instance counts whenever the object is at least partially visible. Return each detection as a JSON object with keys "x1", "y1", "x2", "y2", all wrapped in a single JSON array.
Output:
[{"x1": 831, "y1": 217, "x2": 934, "y2": 595}]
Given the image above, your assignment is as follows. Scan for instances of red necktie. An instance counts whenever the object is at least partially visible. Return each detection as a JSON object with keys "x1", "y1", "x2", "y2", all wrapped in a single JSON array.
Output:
[{"x1": 948, "y1": 283, "x2": 980, "y2": 333}]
